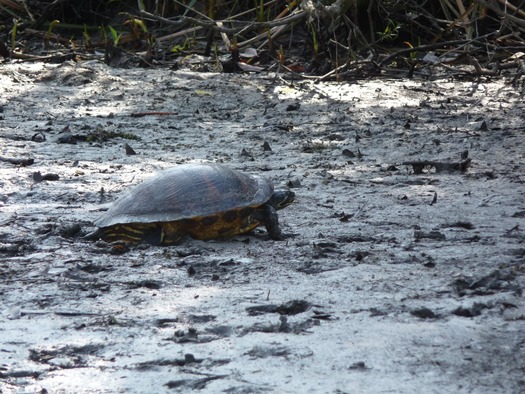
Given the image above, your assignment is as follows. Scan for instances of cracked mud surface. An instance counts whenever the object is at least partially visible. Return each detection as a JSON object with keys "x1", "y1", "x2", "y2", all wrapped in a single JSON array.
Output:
[{"x1": 1, "y1": 61, "x2": 524, "y2": 393}]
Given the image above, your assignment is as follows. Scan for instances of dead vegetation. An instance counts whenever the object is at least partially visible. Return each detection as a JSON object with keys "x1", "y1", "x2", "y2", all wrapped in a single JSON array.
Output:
[{"x1": 0, "y1": 0, "x2": 524, "y2": 80}]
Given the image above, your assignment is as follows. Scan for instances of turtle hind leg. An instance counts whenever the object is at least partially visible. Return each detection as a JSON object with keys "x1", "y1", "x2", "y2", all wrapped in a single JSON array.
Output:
[
  {"x1": 139, "y1": 224, "x2": 165, "y2": 245},
  {"x1": 158, "y1": 222, "x2": 186, "y2": 245}
]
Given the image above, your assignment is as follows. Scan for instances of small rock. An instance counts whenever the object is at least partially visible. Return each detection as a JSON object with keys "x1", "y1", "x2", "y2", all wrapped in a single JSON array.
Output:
[{"x1": 411, "y1": 307, "x2": 437, "y2": 319}]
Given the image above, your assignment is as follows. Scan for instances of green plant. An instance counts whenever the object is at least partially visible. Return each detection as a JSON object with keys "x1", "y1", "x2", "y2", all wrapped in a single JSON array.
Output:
[
  {"x1": 403, "y1": 36, "x2": 421, "y2": 61},
  {"x1": 256, "y1": 0, "x2": 265, "y2": 23},
  {"x1": 170, "y1": 37, "x2": 194, "y2": 53},
  {"x1": 10, "y1": 18, "x2": 18, "y2": 50},
  {"x1": 44, "y1": 19, "x2": 60, "y2": 49},
  {"x1": 107, "y1": 25, "x2": 123, "y2": 46},
  {"x1": 124, "y1": 16, "x2": 148, "y2": 38},
  {"x1": 310, "y1": 23, "x2": 318, "y2": 60},
  {"x1": 208, "y1": 0, "x2": 215, "y2": 19},
  {"x1": 83, "y1": 24, "x2": 92, "y2": 49},
  {"x1": 277, "y1": 44, "x2": 285, "y2": 64},
  {"x1": 377, "y1": 18, "x2": 400, "y2": 42}
]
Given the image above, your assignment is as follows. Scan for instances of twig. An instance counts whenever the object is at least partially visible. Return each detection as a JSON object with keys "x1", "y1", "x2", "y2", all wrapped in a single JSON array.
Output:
[
  {"x1": 130, "y1": 111, "x2": 178, "y2": 117},
  {"x1": 379, "y1": 32, "x2": 496, "y2": 66},
  {"x1": 1, "y1": 0, "x2": 24, "y2": 12},
  {"x1": 137, "y1": 0, "x2": 307, "y2": 35},
  {"x1": 0, "y1": 156, "x2": 34, "y2": 166},
  {"x1": 475, "y1": 0, "x2": 525, "y2": 29},
  {"x1": 314, "y1": 60, "x2": 377, "y2": 83},
  {"x1": 496, "y1": 0, "x2": 525, "y2": 19},
  {"x1": 156, "y1": 25, "x2": 202, "y2": 43},
  {"x1": 183, "y1": 13, "x2": 307, "y2": 34},
  {"x1": 154, "y1": 0, "x2": 284, "y2": 43},
  {"x1": 9, "y1": 50, "x2": 79, "y2": 62},
  {"x1": 18, "y1": 310, "x2": 102, "y2": 317},
  {"x1": 171, "y1": 0, "x2": 212, "y2": 21}
]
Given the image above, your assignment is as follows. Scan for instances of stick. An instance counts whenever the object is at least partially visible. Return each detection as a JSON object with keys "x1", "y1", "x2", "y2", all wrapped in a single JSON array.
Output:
[
  {"x1": 379, "y1": 33, "x2": 497, "y2": 67},
  {"x1": 0, "y1": 156, "x2": 34, "y2": 166}
]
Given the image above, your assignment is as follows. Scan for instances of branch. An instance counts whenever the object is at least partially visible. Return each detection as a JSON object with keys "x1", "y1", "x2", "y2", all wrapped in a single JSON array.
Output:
[
  {"x1": 137, "y1": 0, "x2": 307, "y2": 35},
  {"x1": 475, "y1": 0, "x2": 525, "y2": 29},
  {"x1": 379, "y1": 32, "x2": 497, "y2": 66}
]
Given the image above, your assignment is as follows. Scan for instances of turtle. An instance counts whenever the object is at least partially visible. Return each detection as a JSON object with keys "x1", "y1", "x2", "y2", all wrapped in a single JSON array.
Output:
[{"x1": 88, "y1": 163, "x2": 295, "y2": 245}]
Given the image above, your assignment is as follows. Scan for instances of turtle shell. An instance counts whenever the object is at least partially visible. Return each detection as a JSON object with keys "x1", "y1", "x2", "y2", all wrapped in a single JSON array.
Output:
[{"x1": 94, "y1": 163, "x2": 275, "y2": 243}]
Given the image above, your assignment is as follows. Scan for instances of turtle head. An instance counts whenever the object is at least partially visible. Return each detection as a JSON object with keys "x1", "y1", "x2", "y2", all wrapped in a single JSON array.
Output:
[{"x1": 269, "y1": 190, "x2": 295, "y2": 210}]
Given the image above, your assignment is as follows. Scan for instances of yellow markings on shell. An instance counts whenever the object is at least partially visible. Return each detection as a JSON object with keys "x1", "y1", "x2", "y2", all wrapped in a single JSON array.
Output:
[
  {"x1": 103, "y1": 224, "x2": 151, "y2": 243},
  {"x1": 160, "y1": 226, "x2": 166, "y2": 244}
]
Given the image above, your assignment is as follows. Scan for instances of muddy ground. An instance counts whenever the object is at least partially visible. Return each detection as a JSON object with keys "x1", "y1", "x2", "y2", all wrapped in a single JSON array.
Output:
[{"x1": 0, "y1": 60, "x2": 524, "y2": 393}]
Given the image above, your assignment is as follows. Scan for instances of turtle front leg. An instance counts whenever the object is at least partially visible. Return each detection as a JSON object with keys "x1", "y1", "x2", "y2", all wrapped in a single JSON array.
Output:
[{"x1": 260, "y1": 204, "x2": 284, "y2": 240}]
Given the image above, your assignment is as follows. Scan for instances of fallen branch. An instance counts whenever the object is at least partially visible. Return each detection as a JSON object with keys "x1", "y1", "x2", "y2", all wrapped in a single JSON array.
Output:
[
  {"x1": 379, "y1": 33, "x2": 497, "y2": 67},
  {"x1": 314, "y1": 59, "x2": 378, "y2": 83},
  {"x1": 9, "y1": 50, "x2": 79, "y2": 62},
  {"x1": 0, "y1": 156, "x2": 34, "y2": 166},
  {"x1": 130, "y1": 111, "x2": 178, "y2": 117},
  {"x1": 475, "y1": 0, "x2": 525, "y2": 29}
]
